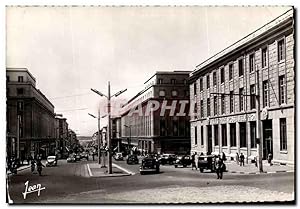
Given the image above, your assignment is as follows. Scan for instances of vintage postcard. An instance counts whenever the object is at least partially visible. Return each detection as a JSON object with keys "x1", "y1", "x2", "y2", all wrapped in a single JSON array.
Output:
[{"x1": 5, "y1": 5, "x2": 295, "y2": 204}]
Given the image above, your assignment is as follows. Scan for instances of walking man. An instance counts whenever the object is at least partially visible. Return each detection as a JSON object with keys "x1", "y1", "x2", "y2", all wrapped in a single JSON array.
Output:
[
  {"x1": 215, "y1": 155, "x2": 224, "y2": 179},
  {"x1": 236, "y1": 152, "x2": 239, "y2": 165},
  {"x1": 240, "y1": 153, "x2": 245, "y2": 166},
  {"x1": 191, "y1": 152, "x2": 196, "y2": 170},
  {"x1": 194, "y1": 152, "x2": 199, "y2": 170}
]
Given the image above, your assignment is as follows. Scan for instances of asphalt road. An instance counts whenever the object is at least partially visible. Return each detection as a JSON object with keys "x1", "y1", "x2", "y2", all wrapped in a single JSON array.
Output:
[{"x1": 7, "y1": 157, "x2": 295, "y2": 204}]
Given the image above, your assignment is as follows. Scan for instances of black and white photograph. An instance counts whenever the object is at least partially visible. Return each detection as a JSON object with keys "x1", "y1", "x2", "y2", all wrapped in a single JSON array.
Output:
[{"x1": 5, "y1": 5, "x2": 295, "y2": 204}]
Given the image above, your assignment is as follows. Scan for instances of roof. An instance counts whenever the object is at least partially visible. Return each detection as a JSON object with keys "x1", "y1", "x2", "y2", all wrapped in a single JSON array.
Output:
[
  {"x1": 191, "y1": 8, "x2": 294, "y2": 78},
  {"x1": 144, "y1": 70, "x2": 191, "y2": 84},
  {"x1": 6, "y1": 67, "x2": 36, "y2": 82}
]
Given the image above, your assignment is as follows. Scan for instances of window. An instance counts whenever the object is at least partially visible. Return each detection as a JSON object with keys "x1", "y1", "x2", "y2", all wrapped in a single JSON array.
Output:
[
  {"x1": 159, "y1": 90, "x2": 165, "y2": 97},
  {"x1": 263, "y1": 80, "x2": 269, "y2": 107},
  {"x1": 250, "y1": 84, "x2": 256, "y2": 109},
  {"x1": 194, "y1": 101, "x2": 197, "y2": 117},
  {"x1": 185, "y1": 90, "x2": 189, "y2": 97},
  {"x1": 194, "y1": 126, "x2": 198, "y2": 145},
  {"x1": 214, "y1": 96, "x2": 218, "y2": 116},
  {"x1": 221, "y1": 68, "x2": 225, "y2": 84},
  {"x1": 201, "y1": 126, "x2": 204, "y2": 145},
  {"x1": 183, "y1": 79, "x2": 187, "y2": 85},
  {"x1": 6, "y1": 76, "x2": 10, "y2": 82},
  {"x1": 239, "y1": 59, "x2": 244, "y2": 76},
  {"x1": 262, "y1": 47, "x2": 267, "y2": 68},
  {"x1": 200, "y1": 77, "x2": 203, "y2": 91},
  {"x1": 17, "y1": 88, "x2": 24, "y2": 95},
  {"x1": 173, "y1": 118, "x2": 178, "y2": 136},
  {"x1": 17, "y1": 101, "x2": 24, "y2": 112},
  {"x1": 229, "y1": 64, "x2": 233, "y2": 80},
  {"x1": 171, "y1": 79, "x2": 176, "y2": 84},
  {"x1": 194, "y1": 83, "x2": 197, "y2": 96},
  {"x1": 222, "y1": 124, "x2": 227, "y2": 146},
  {"x1": 158, "y1": 79, "x2": 163, "y2": 84},
  {"x1": 229, "y1": 91, "x2": 234, "y2": 113},
  {"x1": 18, "y1": 76, "x2": 24, "y2": 82},
  {"x1": 221, "y1": 95, "x2": 225, "y2": 114},
  {"x1": 280, "y1": 118, "x2": 287, "y2": 151},
  {"x1": 207, "y1": 98, "x2": 210, "y2": 117},
  {"x1": 214, "y1": 125, "x2": 219, "y2": 146},
  {"x1": 171, "y1": 90, "x2": 178, "y2": 97},
  {"x1": 160, "y1": 117, "x2": 166, "y2": 136},
  {"x1": 278, "y1": 39, "x2": 285, "y2": 62},
  {"x1": 279, "y1": 75, "x2": 286, "y2": 105},
  {"x1": 213, "y1": 72, "x2": 217, "y2": 86},
  {"x1": 230, "y1": 123, "x2": 236, "y2": 147},
  {"x1": 250, "y1": 121, "x2": 256, "y2": 148},
  {"x1": 240, "y1": 122, "x2": 246, "y2": 148},
  {"x1": 239, "y1": 88, "x2": 244, "y2": 111},
  {"x1": 249, "y1": 54, "x2": 255, "y2": 72},
  {"x1": 207, "y1": 75, "x2": 210, "y2": 89},
  {"x1": 200, "y1": 100, "x2": 204, "y2": 118}
]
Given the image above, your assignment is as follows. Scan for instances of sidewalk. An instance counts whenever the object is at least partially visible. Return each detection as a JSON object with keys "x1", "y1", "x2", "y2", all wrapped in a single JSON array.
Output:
[
  {"x1": 7, "y1": 160, "x2": 47, "y2": 176},
  {"x1": 86, "y1": 163, "x2": 132, "y2": 178},
  {"x1": 225, "y1": 160, "x2": 294, "y2": 174}
]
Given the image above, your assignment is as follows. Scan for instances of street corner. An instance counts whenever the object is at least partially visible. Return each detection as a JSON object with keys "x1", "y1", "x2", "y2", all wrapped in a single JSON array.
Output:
[{"x1": 86, "y1": 163, "x2": 133, "y2": 178}]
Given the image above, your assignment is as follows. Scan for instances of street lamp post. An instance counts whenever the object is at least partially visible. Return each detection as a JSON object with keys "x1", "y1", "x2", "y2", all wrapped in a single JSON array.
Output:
[{"x1": 91, "y1": 82, "x2": 127, "y2": 174}]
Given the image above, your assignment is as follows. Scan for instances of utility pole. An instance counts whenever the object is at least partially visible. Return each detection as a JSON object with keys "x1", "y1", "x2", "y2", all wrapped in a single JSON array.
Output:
[
  {"x1": 16, "y1": 115, "x2": 20, "y2": 159},
  {"x1": 107, "y1": 81, "x2": 112, "y2": 174},
  {"x1": 256, "y1": 68, "x2": 263, "y2": 172},
  {"x1": 97, "y1": 108, "x2": 101, "y2": 165}
]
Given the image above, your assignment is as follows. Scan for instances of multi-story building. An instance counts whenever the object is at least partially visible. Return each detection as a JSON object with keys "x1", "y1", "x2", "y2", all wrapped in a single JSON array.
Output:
[
  {"x1": 55, "y1": 117, "x2": 69, "y2": 158},
  {"x1": 189, "y1": 9, "x2": 294, "y2": 164},
  {"x1": 6, "y1": 68, "x2": 56, "y2": 159},
  {"x1": 120, "y1": 71, "x2": 191, "y2": 155}
]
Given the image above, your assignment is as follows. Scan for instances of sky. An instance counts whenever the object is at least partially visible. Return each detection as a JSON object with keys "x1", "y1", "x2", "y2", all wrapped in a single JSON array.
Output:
[{"x1": 6, "y1": 6, "x2": 291, "y2": 136}]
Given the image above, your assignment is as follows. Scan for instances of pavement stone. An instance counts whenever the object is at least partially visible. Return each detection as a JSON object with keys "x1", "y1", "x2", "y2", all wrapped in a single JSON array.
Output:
[{"x1": 225, "y1": 160, "x2": 295, "y2": 174}]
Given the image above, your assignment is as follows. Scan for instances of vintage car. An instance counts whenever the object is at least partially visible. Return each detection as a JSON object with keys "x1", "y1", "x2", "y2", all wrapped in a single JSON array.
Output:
[
  {"x1": 158, "y1": 154, "x2": 176, "y2": 165},
  {"x1": 74, "y1": 153, "x2": 81, "y2": 161},
  {"x1": 174, "y1": 155, "x2": 192, "y2": 168},
  {"x1": 140, "y1": 157, "x2": 160, "y2": 175},
  {"x1": 113, "y1": 152, "x2": 124, "y2": 161},
  {"x1": 67, "y1": 155, "x2": 76, "y2": 163},
  {"x1": 127, "y1": 155, "x2": 139, "y2": 164},
  {"x1": 46, "y1": 156, "x2": 57, "y2": 167},
  {"x1": 197, "y1": 155, "x2": 216, "y2": 173},
  {"x1": 80, "y1": 152, "x2": 89, "y2": 160}
]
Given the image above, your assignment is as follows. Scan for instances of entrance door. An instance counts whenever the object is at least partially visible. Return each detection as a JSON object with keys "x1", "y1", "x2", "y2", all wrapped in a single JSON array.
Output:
[
  {"x1": 262, "y1": 120, "x2": 273, "y2": 160},
  {"x1": 207, "y1": 125, "x2": 212, "y2": 154}
]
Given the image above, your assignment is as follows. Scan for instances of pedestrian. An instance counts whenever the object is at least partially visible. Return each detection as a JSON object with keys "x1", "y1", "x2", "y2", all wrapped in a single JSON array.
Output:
[
  {"x1": 191, "y1": 152, "x2": 196, "y2": 170},
  {"x1": 236, "y1": 152, "x2": 239, "y2": 165},
  {"x1": 222, "y1": 152, "x2": 227, "y2": 162},
  {"x1": 194, "y1": 152, "x2": 199, "y2": 170},
  {"x1": 240, "y1": 153, "x2": 245, "y2": 166},
  {"x1": 92, "y1": 152, "x2": 95, "y2": 161},
  {"x1": 267, "y1": 153, "x2": 273, "y2": 166},
  {"x1": 215, "y1": 155, "x2": 224, "y2": 179}
]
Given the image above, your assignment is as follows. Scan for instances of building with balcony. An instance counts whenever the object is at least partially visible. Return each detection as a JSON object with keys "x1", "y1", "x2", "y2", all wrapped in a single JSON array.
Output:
[
  {"x1": 120, "y1": 71, "x2": 191, "y2": 155},
  {"x1": 189, "y1": 9, "x2": 294, "y2": 164},
  {"x1": 6, "y1": 68, "x2": 56, "y2": 159}
]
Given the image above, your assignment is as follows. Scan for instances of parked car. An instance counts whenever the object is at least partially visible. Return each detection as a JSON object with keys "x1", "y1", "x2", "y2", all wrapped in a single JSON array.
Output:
[
  {"x1": 46, "y1": 156, "x2": 57, "y2": 167},
  {"x1": 140, "y1": 156, "x2": 160, "y2": 175},
  {"x1": 174, "y1": 155, "x2": 192, "y2": 168},
  {"x1": 197, "y1": 155, "x2": 217, "y2": 173},
  {"x1": 67, "y1": 155, "x2": 76, "y2": 163},
  {"x1": 113, "y1": 152, "x2": 124, "y2": 161},
  {"x1": 80, "y1": 152, "x2": 89, "y2": 160},
  {"x1": 127, "y1": 155, "x2": 139, "y2": 164},
  {"x1": 158, "y1": 154, "x2": 176, "y2": 165},
  {"x1": 74, "y1": 153, "x2": 81, "y2": 161}
]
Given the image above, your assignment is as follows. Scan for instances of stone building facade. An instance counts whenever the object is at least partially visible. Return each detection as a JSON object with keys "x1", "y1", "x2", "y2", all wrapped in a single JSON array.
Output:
[
  {"x1": 189, "y1": 9, "x2": 294, "y2": 164},
  {"x1": 120, "y1": 71, "x2": 191, "y2": 155},
  {"x1": 6, "y1": 68, "x2": 56, "y2": 159}
]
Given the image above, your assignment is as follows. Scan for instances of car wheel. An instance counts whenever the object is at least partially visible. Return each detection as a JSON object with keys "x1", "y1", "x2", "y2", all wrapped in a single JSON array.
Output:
[
  {"x1": 200, "y1": 168, "x2": 204, "y2": 173},
  {"x1": 140, "y1": 171, "x2": 144, "y2": 175},
  {"x1": 174, "y1": 165, "x2": 178, "y2": 168}
]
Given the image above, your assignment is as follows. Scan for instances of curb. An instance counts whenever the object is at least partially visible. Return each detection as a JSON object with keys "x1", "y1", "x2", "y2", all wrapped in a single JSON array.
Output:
[
  {"x1": 112, "y1": 163, "x2": 135, "y2": 175},
  {"x1": 227, "y1": 170, "x2": 294, "y2": 175},
  {"x1": 86, "y1": 163, "x2": 134, "y2": 178},
  {"x1": 7, "y1": 165, "x2": 31, "y2": 176}
]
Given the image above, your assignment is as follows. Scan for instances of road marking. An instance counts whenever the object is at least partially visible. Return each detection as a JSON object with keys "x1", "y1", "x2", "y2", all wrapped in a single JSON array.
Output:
[
  {"x1": 267, "y1": 171, "x2": 276, "y2": 174},
  {"x1": 112, "y1": 163, "x2": 135, "y2": 175},
  {"x1": 86, "y1": 164, "x2": 93, "y2": 177},
  {"x1": 286, "y1": 170, "x2": 294, "y2": 173}
]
